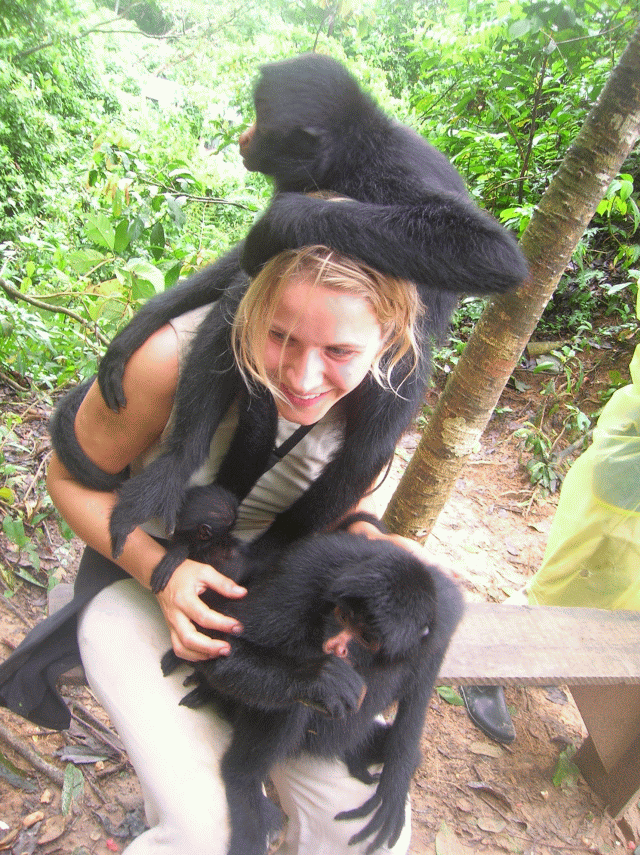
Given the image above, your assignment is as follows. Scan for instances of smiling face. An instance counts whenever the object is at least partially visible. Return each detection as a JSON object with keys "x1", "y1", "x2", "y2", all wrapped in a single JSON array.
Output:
[{"x1": 263, "y1": 277, "x2": 385, "y2": 425}]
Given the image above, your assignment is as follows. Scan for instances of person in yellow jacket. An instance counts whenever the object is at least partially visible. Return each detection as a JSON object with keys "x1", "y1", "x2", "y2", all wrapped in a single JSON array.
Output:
[{"x1": 462, "y1": 289, "x2": 640, "y2": 742}]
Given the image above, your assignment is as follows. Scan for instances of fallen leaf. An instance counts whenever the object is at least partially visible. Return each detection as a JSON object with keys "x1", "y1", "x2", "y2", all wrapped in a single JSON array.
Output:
[
  {"x1": 545, "y1": 687, "x2": 568, "y2": 705},
  {"x1": 435, "y1": 820, "x2": 467, "y2": 855},
  {"x1": 477, "y1": 816, "x2": 507, "y2": 833},
  {"x1": 0, "y1": 827, "x2": 19, "y2": 849},
  {"x1": 469, "y1": 741, "x2": 503, "y2": 758},
  {"x1": 436, "y1": 686, "x2": 465, "y2": 706},
  {"x1": 504, "y1": 538, "x2": 520, "y2": 556},
  {"x1": 37, "y1": 815, "x2": 66, "y2": 845},
  {"x1": 22, "y1": 810, "x2": 44, "y2": 828},
  {"x1": 467, "y1": 781, "x2": 513, "y2": 811}
]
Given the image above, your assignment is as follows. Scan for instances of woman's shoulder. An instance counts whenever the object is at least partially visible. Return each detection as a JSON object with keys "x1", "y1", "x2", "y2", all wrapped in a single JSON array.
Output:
[{"x1": 169, "y1": 304, "x2": 217, "y2": 370}]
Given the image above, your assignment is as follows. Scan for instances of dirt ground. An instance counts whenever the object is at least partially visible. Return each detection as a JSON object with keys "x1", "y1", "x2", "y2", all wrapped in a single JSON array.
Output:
[{"x1": 1, "y1": 341, "x2": 639, "y2": 855}]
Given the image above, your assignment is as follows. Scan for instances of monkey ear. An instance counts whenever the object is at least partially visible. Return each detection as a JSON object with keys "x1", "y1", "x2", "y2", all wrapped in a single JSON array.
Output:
[
  {"x1": 197, "y1": 523, "x2": 213, "y2": 541},
  {"x1": 288, "y1": 126, "x2": 322, "y2": 155}
]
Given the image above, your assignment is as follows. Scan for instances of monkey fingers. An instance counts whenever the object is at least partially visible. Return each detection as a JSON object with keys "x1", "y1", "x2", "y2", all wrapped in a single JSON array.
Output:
[
  {"x1": 337, "y1": 783, "x2": 407, "y2": 855},
  {"x1": 149, "y1": 544, "x2": 190, "y2": 593},
  {"x1": 109, "y1": 454, "x2": 189, "y2": 557},
  {"x1": 300, "y1": 656, "x2": 366, "y2": 719}
]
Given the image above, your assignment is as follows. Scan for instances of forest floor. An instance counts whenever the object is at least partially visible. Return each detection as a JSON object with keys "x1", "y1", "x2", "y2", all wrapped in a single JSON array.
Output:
[{"x1": 0, "y1": 332, "x2": 639, "y2": 855}]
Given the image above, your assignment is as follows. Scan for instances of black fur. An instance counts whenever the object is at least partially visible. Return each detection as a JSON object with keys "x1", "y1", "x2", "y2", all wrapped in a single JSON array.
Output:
[
  {"x1": 88, "y1": 53, "x2": 526, "y2": 555},
  {"x1": 160, "y1": 483, "x2": 464, "y2": 855},
  {"x1": 49, "y1": 379, "x2": 129, "y2": 491}
]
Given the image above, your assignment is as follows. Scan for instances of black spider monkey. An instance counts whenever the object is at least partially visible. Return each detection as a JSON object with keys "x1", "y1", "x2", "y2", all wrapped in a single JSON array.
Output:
[
  {"x1": 159, "y1": 482, "x2": 464, "y2": 855},
  {"x1": 51, "y1": 53, "x2": 527, "y2": 559}
]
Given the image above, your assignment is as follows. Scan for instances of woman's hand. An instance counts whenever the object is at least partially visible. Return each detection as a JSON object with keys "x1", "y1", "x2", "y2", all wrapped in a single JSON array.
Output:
[
  {"x1": 346, "y1": 518, "x2": 427, "y2": 559},
  {"x1": 155, "y1": 558, "x2": 247, "y2": 661}
]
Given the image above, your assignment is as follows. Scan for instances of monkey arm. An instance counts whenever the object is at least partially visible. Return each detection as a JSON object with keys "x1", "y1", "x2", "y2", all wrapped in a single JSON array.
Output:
[
  {"x1": 177, "y1": 638, "x2": 366, "y2": 718},
  {"x1": 336, "y1": 682, "x2": 429, "y2": 853},
  {"x1": 97, "y1": 243, "x2": 245, "y2": 412},
  {"x1": 241, "y1": 193, "x2": 527, "y2": 302},
  {"x1": 108, "y1": 283, "x2": 247, "y2": 555},
  {"x1": 337, "y1": 565, "x2": 465, "y2": 853}
]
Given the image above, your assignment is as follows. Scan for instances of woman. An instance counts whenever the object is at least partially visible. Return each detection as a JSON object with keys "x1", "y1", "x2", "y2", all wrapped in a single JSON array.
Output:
[{"x1": 45, "y1": 246, "x2": 425, "y2": 854}]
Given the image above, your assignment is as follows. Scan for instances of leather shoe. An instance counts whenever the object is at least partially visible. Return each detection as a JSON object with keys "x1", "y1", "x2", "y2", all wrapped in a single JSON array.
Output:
[{"x1": 460, "y1": 685, "x2": 516, "y2": 745}]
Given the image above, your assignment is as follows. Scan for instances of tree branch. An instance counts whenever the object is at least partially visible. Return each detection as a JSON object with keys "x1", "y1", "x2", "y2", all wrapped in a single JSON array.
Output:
[
  {"x1": 0, "y1": 278, "x2": 110, "y2": 347},
  {"x1": 0, "y1": 718, "x2": 64, "y2": 788}
]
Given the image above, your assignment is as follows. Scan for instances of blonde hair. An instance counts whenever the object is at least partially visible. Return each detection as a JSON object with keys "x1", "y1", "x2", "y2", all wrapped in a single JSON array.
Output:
[{"x1": 231, "y1": 246, "x2": 422, "y2": 398}]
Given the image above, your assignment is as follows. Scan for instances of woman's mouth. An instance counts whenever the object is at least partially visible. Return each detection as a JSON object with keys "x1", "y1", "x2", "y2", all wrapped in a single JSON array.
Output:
[{"x1": 281, "y1": 386, "x2": 331, "y2": 408}]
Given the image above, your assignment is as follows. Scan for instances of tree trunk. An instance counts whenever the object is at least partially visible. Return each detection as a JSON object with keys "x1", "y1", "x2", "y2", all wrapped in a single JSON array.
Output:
[{"x1": 384, "y1": 25, "x2": 640, "y2": 540}]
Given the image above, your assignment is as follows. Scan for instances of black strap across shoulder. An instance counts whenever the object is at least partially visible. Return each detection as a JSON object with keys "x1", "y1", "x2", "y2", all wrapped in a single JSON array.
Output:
[{"x1": 263, "y1": 423, "x2": 316, "y2": 473}]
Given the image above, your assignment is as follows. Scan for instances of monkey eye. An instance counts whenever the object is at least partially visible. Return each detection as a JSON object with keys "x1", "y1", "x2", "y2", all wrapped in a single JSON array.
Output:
[
  {"x1": 359, "y1": 628, "x2": 380, "y2": 651},
  {"x1": 421, "y1": 625, "x2": 430, "y2": 639},
  {"x1": 197, "y1": 523, "x2": 213, "y2": 541},
  {"x1": 334, "y1": 605, "x2": 354, "y2": 627}
]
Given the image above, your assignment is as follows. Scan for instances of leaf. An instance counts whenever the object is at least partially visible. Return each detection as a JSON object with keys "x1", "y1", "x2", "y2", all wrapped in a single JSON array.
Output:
[
  {"x1": 67, "y1": 249, "x2": 105, "y2": 275},
  {"x1": 436, "y1": 686, "x2": 465, "y2": 706},
  {"x1": 3, "y1": 516, "x2": 27, "y2": 547},
  {"x1": 61, "y1": 764, "x2": 84, "y2": 815},
  {"x1": 37, "y1": 815, "x2": 66, "y2": 845},
  {"x1": 86, "y1": 213, "x2": 116, "y2": 251},
  {"x1": 435, "y1": 820, "x2": 466, "y2": 855},
  {"x1": 57, "y1": 745, "x2": 111, "y2": 764},
  {"x1": 164, "y1": 261, "x2": 183, "y2": 290},
  {"x1": 469, "y1": 741, "x2": 503, "y2": 758},
  {"x1": 467, "y1": 781, "x2": 513, "y2": 811},
  {"x1": 149, "y1": 221, "x2": 165, "y2": 260},
  {"x1": 0, "y1": 486, "x2": 15, "y2": 504},
  {"x1": 0, "y1": 750, "x2": 36, "y2": 792},
  {"x1": 12, "y1": 566, "x2": 45, "y2": 588},
  {"x1": 477, "y1": 816, "x2": 507, "y2": 833},
  {"x1": 553, "y1": 744, "x2": 580, "y2": 788},
  {"x1": 127, "y1": 260, "x2": 165, "y2": 295},
  {"x1": 113, "y1": 219, "x2": 131, "y2": 254}
]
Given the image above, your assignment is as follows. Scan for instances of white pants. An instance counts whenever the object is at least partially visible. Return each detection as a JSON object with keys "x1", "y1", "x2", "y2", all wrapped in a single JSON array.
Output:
[{"x1": 77, "y1": 579, "x2": 411, "y2": 855}]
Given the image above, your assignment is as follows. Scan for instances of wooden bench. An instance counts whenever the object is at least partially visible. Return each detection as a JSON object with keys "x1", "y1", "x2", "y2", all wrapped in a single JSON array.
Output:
[
  {"x1": 51, "y1": 588, "x2": 640, "y2": 816},
  {"x1": 438, "y1": 603, "x2": 640, "y2": 818}
]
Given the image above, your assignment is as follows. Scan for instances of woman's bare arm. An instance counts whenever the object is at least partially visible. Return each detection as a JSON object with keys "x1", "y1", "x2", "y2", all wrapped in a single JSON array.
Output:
[{"x1": 47, "y1": 325, "x2": 246, "y2": 660}]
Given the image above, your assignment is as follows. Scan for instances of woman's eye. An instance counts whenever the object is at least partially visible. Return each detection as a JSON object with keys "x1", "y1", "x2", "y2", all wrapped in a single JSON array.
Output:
[
  {"x1": 269, "y1": 329, "x2": 286, "y2": 343},
  {"x1": 327, "y1": 347, "x2": 355, "y2": 359}
]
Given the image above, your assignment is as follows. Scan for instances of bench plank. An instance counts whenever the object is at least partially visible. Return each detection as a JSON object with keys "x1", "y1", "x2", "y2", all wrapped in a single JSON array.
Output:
[
  {"x1": 437, "y1": 602, "x2": 640, "y2": 819},
  {"x1": 439, "y1": 603, "x2": 640, "y2": 686}
]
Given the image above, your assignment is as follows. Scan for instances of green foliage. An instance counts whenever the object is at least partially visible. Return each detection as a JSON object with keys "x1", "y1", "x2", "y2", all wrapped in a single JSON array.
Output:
[
  {"x1": 95, "y1": 0, "x2": 173, "y2": 36},
  {"x1": 61, "y1": 763, "x2": 85, "y2": 814},
  {"x1": 408, "y1": 0, "x2": 636, "y2": 211},
  {"x1": 552, "y1": 743, "x2": 580, "y2": 789},
  {"x1": 0, "y1": 27, "x2": 108, "y2": 241},
  {"x1": 404, "y1": 0, "x2": 638, "y2": 327},
  {"x1": 514, "y1": 345, "x2": 593, "y2": 491},
  {"x1": 436, "y1": 686, "x2": 465, "y2": 705},
  {"x1": 0, "y1": 0, "x2": 637, "y2": 393}
]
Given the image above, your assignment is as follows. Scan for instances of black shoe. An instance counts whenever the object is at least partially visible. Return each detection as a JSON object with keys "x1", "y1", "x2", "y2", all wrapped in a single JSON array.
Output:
[{"x1": 460, "y1": 685, "x2": 516, "y2": 745}]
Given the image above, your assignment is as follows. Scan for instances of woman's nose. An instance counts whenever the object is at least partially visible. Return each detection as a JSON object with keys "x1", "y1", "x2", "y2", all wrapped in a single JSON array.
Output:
[{"x1": 288, "y1": 348, "x2": 324, "y2": 392}]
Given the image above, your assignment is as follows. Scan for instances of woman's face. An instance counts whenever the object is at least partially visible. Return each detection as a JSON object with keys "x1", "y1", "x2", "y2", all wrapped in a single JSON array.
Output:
[{"x1": 264, "y1": 277, "x2": 385, "y2": 425}]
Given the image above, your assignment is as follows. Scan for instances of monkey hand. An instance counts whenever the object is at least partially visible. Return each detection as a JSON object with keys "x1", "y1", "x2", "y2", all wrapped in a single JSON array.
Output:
[
  {"x1": 335, "y1": 764, "x2": 410, "y2": 854},
  {"x1": 298, "y1": 657, "x2": 366, "y2": 719},
  {"x1": 109, "y1": 453, "x2": 189, "y2": 557}
]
